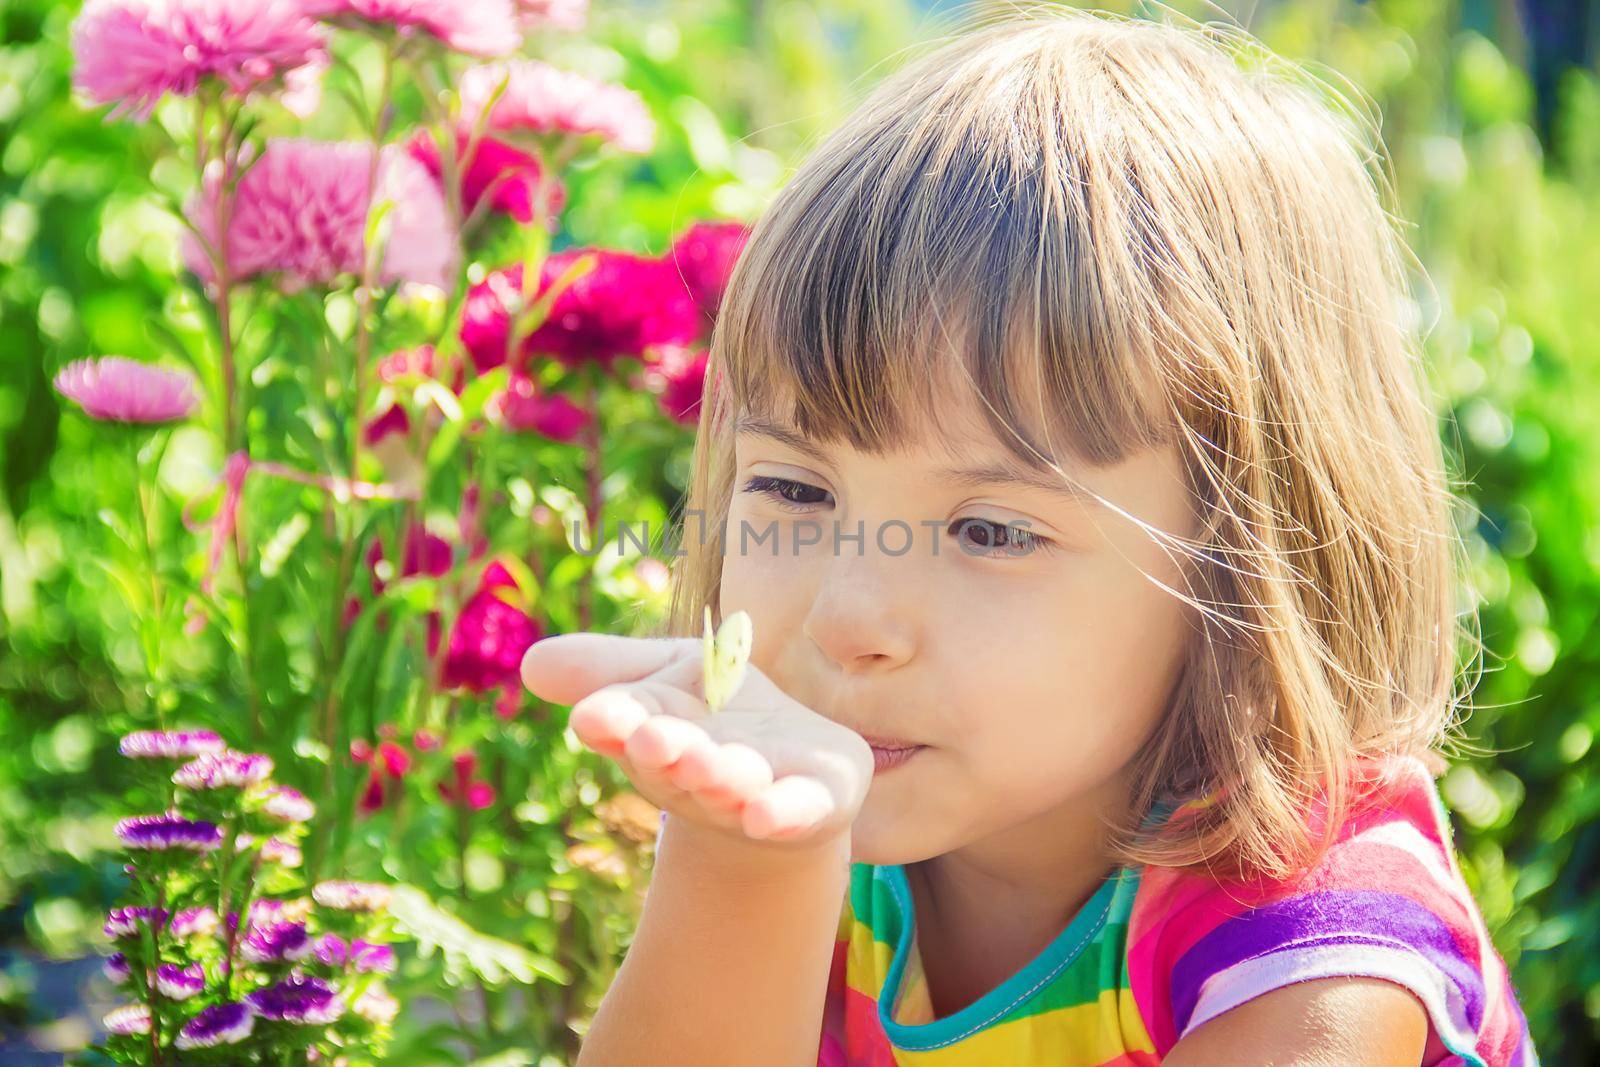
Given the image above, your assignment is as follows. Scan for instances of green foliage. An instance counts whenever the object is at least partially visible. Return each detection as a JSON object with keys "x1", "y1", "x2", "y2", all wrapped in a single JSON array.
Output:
[{"x1": 3, "y1": 0, "x2": 1598, "y2": 1062}]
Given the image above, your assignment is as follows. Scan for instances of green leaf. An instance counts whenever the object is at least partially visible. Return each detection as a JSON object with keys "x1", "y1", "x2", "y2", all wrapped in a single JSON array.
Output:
[{"x1": 388, "y1": 884, "x2": 570, "y2": 987}]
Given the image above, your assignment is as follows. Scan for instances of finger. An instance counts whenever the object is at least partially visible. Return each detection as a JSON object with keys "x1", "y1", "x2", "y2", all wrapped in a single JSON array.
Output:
[
  {"x1": 669, "y1": 741, "x2": 775, "y2": 804},
  {"x1": 742, "y1": 776, "x2": 836, "y2": 839},
  {"x1": 568, "y1": 686, "x2": 653, "y2": 758},
  {"x1": 624, "y1": 714, "x2": 712, "y2": 773},
  {"x1": 521, "y1": 633, "x2": 696, "y2": 705}
]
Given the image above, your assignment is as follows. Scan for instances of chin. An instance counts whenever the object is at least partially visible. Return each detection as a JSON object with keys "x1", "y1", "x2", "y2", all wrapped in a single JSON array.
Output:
[{"x1": 848, "y1": 806, "x2": 948, "y2": 867}]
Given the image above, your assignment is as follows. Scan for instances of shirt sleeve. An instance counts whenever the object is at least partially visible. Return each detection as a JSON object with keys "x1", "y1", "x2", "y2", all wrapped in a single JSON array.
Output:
[{"x1": 1130, "y1": 755, "x2": 1534, "y2": 1067}]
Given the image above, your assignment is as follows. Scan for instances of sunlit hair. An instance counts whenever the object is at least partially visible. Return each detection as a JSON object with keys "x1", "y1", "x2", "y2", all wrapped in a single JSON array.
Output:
[{"x1": 655, "y1": 3, "x2": 1478, "y2": 881}]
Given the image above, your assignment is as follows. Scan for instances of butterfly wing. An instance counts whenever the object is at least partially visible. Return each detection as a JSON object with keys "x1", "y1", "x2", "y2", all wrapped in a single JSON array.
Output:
[{"x1": 702, "y1": 607, "x2": 753, "y2": 713}]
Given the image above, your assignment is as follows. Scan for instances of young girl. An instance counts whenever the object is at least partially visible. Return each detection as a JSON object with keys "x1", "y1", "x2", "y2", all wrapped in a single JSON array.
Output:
[{"x1": 521, "y1": 8, "x2": 1537, "y2": 1066}]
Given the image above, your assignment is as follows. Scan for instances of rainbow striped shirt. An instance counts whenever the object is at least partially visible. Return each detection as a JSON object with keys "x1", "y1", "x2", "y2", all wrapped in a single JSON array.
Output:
[{"x1": 817, "y1": 756, "x2": 1537, "y2": 1066}]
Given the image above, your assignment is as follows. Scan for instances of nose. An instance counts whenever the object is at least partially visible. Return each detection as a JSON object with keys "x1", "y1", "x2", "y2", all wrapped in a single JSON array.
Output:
[{"x1": 801, "y1": 533, "x2": 918, "y2": 675}]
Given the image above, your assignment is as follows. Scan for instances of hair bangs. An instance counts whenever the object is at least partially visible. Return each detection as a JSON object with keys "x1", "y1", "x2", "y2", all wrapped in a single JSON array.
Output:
[{"x1": 710, "y1": 34, "x2": 1176, "y2": 479}]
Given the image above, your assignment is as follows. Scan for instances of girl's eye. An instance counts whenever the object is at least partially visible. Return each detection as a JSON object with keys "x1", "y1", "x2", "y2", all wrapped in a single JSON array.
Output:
[
  {"x1": 949, "y1": 517, "x2": 1055, "y2": 558},
  {"x1": 741, "y1": 475, "x2": 831, "y2": 511}
]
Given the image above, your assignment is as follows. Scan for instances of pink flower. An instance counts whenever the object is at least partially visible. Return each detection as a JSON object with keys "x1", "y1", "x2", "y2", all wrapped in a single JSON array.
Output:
[
  {"x1": 184, "y1": 138, "x2": 457, "y2": 292},
  {"x1": 377, "y1": 344, "x2": 437, "y2": 383},
  {"x1": 352, "y1": 739, "x2": 412, "y2": 815},
  {"x1": 70, "y1": 0, "x2": 327, "y2": 121},
  {"x1": 461, "y1": 249, "x2": 702, "y2": 373},
  {"x1": 516, "y1": 0, "x2": 587, "y2": 31},
  {"x1": 363, "y1": 403, "x2": 411, "y2": 445},
  {"x1": 53, "y1": 357, "x2": 199, "y2": 423},
  {"x1": 356, "y1": 522, "x2": 451, "y2": 654},
  {"x1": 458, "y1": 60, "x2": 654, "y2": 153},
  {"x1": 407, "y1": 130, "x2": 566, "y2": 228},
  {"x1": 303, "y1": 0, "x2": 520, "y2": 56},
  {"x1": 438, "y1": 751, "x2": 496, "y2": 809},
  {"x1": 440, "y1": 561, "x2": 542, "y2": 693},
  {"x1": 641, "y1": 344, "x2": 709, "y2": 426},
  {"x1": 493, "y1": 374, "x2": 591, "y2": 441},
  {"x1": 669, "y1": 220, "x2": 750, "y2": 325}
]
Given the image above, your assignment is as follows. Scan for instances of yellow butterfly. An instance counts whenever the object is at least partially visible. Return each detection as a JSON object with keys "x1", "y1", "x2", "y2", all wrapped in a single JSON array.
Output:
[{"x1": 702, "y1": 606, "x2": 753, "y2": 714}]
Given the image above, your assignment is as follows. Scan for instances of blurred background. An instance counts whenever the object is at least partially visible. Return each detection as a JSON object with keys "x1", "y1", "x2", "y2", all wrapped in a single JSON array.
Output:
[{"x1": 2, "y1": 0, "x2": 1597, "y2": 1063}]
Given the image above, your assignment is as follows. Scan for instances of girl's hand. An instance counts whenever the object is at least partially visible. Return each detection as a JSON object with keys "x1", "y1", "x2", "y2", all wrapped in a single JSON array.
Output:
[{"x1": 520, "y1": 632, "x2": 875, "y2": 847}]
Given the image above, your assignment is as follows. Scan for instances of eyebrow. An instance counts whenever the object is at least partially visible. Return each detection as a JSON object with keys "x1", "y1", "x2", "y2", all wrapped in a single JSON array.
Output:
[{"x1": 734, "y1": 414, "x2": 1094, "y2": 504}]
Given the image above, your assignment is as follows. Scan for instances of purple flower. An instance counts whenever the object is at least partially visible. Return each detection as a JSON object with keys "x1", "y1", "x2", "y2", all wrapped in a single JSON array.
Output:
[
  {"x1": 118, "y1": 729, "x2": 225, "y2": 759},
  {"x1": 240, "y1": 920, "x2": 313, "y2": 963},
  {"x1": 248, "y1": 897, "x2": 312, "y2": 925},
  {"x1": 103, "y1": 1003, "x2": 151, "y2": 1036},
  {"x1": 103, "y1": 952, "x2": 131, "y2": 984},
  {"x1": 176, "y1": 1001, "x2": 256, "y2": 1049},
  {"x1": 155, "y1": 962, "x2": 205, "y2": 1000},
  {"x1": 171, "y1": 906, "x2": 219, "y2": 938},
  {"x1": 314, "y1": 934, "x2": 396, "y2": 974},
  {"x1": 173, "y1": 750, "x2": 273, "y2": 789},
  {"x1": 245, "y1": 975, "x2": 346, "y2": 1024},
  {"x1": 115, "y1": 813, "x2": 223, "y2": 852},
  {"x1": 311, "y1": 880, "x2": 391, "y2": 912},
  {"x1": 53, "y1": 357, "x2": 199, "y2": 424},
  {"x1": 104, "y1": 906, "x2": 167, "y2": 939},
  {"x1": 258, "y1": 785, "x2": 315, "y2": 822}
]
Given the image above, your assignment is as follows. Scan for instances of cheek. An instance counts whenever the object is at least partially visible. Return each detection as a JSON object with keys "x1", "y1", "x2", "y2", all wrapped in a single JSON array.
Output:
[
  {"x1": 952, "y1": 557, "x2": 1190, "y2": 778},
  {"x1": 716, "y1": 509, "x2": 813, "y2": 674}
]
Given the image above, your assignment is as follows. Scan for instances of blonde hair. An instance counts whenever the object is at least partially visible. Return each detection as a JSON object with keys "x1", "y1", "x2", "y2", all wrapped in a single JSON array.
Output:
[{"x1": 656, "y1": 4, "x2": 1476, "y2": 881}]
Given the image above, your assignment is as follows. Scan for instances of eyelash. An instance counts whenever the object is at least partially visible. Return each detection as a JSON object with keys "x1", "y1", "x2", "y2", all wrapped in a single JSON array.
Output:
[{"x1": 738, "y1": 475, "x2": 1057, "y2": 558}]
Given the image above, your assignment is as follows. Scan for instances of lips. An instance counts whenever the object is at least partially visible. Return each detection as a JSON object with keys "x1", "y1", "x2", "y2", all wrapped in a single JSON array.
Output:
[{"x1": 858, "y1": 734, "x2": 921, "y2": 750}]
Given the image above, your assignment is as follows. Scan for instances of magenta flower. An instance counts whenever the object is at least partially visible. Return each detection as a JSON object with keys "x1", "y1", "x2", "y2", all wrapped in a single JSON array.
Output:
[
  {"x1": 54, "y1": 357, "x2": 198, "y2": 424},
  {"x1": 668, "y1": 220, "x2": 750, "y2": 325},
  {"x1": 642, "y1": 344, "x2": 709, "y2": 426},
  {"x1": 173, "y1": 751, "x2": 274, "y2": 790},
  {"x1": 461, "y1": 250, "x2": 702, "y2": 374},
  {"x1": 176, "y1": 1002, "x2": 256, "y2": 1049},
  {"x1": 116, "y1": 813, "x2": 224, "y2": 852},
  {"x1": 494, "y1": 374, "x2": 591, "y2": 442},
  {"x1": 184, "y1": 138, "x2": 457, "y2": 292},
  {"x1": 312, "y1": 880, "x2": 392, "y2": 912},
  {"x1": 458, "y1": 60, "x2": 654, "y2": 153},
  {"x1": 304, "y1": 0, "x2": 519, "y2": 56},
  {"x1": 246, "y1": 975, "x2": 346, "y2": 1024},
  {"x1": 406, "y1": 129, "x2": 566, "y2": 228},
  {"x1": 440, "y1": 561, "x2": 543, "y2": 693},
  {"x1": 103, "y1": 1003, "x2": 152, "y2": 1036},
  {"x1": 70, "y1": 0, "x2": 326, "y2": 121},
  {"x1": 118, "y1": 729, "x2": 224, "y2": 759},
  {"x1": 516, "y1": 0, "x2": 587, "y2": 31},
  {"x1": 363, "y1": 403, "x2": 411, "y2": 447},
  {"x1": 155, "y1": 962, "x2": 205, "y2": 1000}
]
